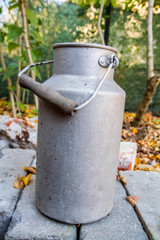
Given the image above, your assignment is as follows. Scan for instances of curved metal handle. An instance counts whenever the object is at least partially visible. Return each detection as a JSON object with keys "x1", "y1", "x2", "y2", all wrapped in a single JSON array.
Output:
[
  {"x1": 74, "y1": 54, "x2": 118, "y2": 111},
  {"x1": 18, "y1": 54, "x2": 118, "y2": 115}
]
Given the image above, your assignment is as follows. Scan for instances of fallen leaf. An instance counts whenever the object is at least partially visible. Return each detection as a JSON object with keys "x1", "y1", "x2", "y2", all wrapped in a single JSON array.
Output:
[
  {"x1": 24, "y1": 166, "x2": 36, "y2": 174},
  {"x1": 154, "y1": 165, "x2": 160, "y2": 173},
  {"x1": 130, "y1": 127, "x2": 138, "y2": 134},
  {"x1": 134, "y1": 157, "x2": 141, "y2": 167},
  {"x1": 25, "y1": 109, "x2": 30, "y2": 114},
  {"x1": 126, "y1": 196, "x2": 138, "y2": 207},
  {"x1": 13, "y1": 174, "x2": 24, "y2": 189},
  {"x1": 23, "y1": 119, "x2": 34, "y2": 128},
  {"x1": 122, "y1": 129, "x2": 128, "y2": 138},
  {"x1": 156, "y1": 153, "x2": 160, "y2": 160},
  {"x1": 21, "y1": 174, "x2": 32, "y2": 187},
  {"x1": 135, "y1": 164, "x2": 154, "y2": 171},
  {"x1": 116, "y1": 173, "x2": 119, "y2": 180},
  {"x1": 144, "y1": 112, "x2": 152, "y2": 121},
  {"x1": 76, "y1": 224, "x2": 81, "y2": 228},
  {"x1": 28, "y1": 114, "x2": 35, "y2": 118},
  {"x1": 120, "y1": 176, "x2": 127, "y2": 185},
  {"x1": 7, "y1": 120, "x2": 13, "y2": 127}
]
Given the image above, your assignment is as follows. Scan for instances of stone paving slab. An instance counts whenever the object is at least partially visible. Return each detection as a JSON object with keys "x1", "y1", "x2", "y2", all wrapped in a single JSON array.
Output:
[
  {"x1": 5, "y1": 175, "x2": 77, "y2": 240},
  {"x1": 0, "y1": 149, "x2": 36, "y2": 240},
  {"x1": 80, "y1": 180, "x2": 148, "y2": 240},
  {"x1": 119, "y1": 171, "x2": 160, "y2": 240}
]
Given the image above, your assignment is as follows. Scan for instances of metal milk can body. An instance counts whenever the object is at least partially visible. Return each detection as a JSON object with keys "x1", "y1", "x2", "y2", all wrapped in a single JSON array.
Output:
[{"x1": 19, "y1": 43, "x2": 125, "y2": 224}]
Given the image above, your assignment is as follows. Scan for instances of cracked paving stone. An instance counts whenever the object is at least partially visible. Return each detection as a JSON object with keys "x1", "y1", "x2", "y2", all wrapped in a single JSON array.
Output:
[
  {"x1": 0, "y1": 149, "x2": 36, "y2": 240},
  {"x1": 5, "y1": 175, "x2": 77, "y2": 240}
]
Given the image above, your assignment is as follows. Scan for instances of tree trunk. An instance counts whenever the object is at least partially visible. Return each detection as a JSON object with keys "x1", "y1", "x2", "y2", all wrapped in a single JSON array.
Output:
[
  {"x1": 133, "y1": 0, "x2": 157, "y2": 126},
  {"x1": 16, "y1": 36, "x2": 22, "y2": 102},
  {"x1": 133, "y1": 75, "x2": 160, "y2": 125},
  {"x1": 147, "y1": 0, "x2": 154, "y2": 79},
  {"x1": 46, "y1": 4, "x2": 60, "y2": 79},
  {"x1": 104, "y1": 3, "x2": 111, "y2": 45},
  {"x1": 22, "y1": 89, "x2": 26, "y2": 103},
  {"x1": 97, "y1": 0, "x2": 105, "y2": 45},
  {"x1": 19, "y1": 0, "x2": 38, "y2": 109},
  {"x1": 0, "y1": 44, "x2": 16, "y2": 118}
]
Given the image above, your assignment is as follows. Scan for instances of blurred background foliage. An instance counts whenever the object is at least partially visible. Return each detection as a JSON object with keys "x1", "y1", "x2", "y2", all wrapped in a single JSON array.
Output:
[{"x1": 0, "y1": 0, "x2": 160, "y2": 114}]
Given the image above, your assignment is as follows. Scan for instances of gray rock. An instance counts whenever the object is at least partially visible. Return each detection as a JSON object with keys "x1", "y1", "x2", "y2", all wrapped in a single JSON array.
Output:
[
  {"x1": 80, "y1": 180, "x2": 148, "y2": 240},
  {"x1": 0, "y1": 115, "x2": 37, "y2": 150},
  {"x1": 120, "y1": 171, "x2": 160, "y2": 240},
  {"x1": 0, "y1": 140, "x2": 10, "y2": 151},
  {"x1": 0, "y1": 149, "x2": 36, "y2": 240},
  {"x1": 5, "y1": 175, "x2": 77, "y2": 240}
]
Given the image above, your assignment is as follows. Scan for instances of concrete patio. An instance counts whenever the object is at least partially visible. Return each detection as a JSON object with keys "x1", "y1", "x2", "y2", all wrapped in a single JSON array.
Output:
[{"x1": 0, "y1": 144, "x2": 159, "y2": 240}]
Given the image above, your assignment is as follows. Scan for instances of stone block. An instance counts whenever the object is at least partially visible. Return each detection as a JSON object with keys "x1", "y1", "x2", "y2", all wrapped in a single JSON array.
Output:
[
  {"x1": 0, "y1": 149, "x2": 36, "y2": 240},
  {"x1": 80, "y1": 180, "x2": 148, "y2": 240},
  {"x1": 120, "y1": 171, "x2": 160, "y2": 240},
  {"x1": 5, "y1": 175, "x2": 77, "y2": 240}
]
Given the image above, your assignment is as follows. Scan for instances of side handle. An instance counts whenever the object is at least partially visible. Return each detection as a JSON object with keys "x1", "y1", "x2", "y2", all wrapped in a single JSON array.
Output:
[
  {"x1": 18, "y1": 55, "x2": 119, "y2": 114},
  {"x1": 19, "y1": 74, "x2": 78, "y2": 115}
]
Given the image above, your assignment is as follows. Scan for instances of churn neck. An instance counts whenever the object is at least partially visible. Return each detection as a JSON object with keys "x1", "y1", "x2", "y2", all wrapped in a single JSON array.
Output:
[{"x1": 52, "y1": 42, "x2": 117, "y2": 77}]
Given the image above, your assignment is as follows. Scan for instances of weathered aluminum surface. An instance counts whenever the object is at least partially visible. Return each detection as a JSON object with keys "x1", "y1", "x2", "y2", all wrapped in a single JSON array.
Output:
[
  {"x1": 35, "y1": 43, "x2": 126, "y2": 224},
  {"x1": 53, "y1": 42, "x2": 117, "y2": 53}
]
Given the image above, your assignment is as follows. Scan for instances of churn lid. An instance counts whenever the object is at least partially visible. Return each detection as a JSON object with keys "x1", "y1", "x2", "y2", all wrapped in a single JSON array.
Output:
[{"x1": 53, "y1": 42, "x2": 117, "y2": 53}]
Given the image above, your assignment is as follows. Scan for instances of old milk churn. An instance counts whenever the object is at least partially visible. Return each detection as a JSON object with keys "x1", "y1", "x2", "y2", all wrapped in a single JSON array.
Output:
[{"x1": 18, "y1": 42, "x2": 125, "y2": 224}]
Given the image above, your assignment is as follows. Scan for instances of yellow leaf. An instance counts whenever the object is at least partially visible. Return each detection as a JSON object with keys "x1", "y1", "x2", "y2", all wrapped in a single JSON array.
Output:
[
  {"x1": 134, "y1": 157, "x2": 141, "y2": 167},
  {"x1": 21, "y1": 174, "x2": 32, "y2": 187},
  {"x1": 24, "y1": 166, "x2": 36, "y2": 174},
  {"x1": 23, "y1": 119, "x2": 34, "y2": 128},
  {"x1": 25, "y1": 108, "x2": 30, "y2": 114},
  {"x1": 155, "y1": 168, "x2": 160, "y2": 173},
  {"x1": 130, "y1": 127, "x2": 138, "y2": 134},
  {"x1": 156, "y1": 154, "x2": 160, "y2": 160},
  {"x1": 126, "y1": 196, "x2": 138, "y2": 207},
  {"x1": 28, "y1": 114, "x2": 35, "y2": 118},
  {"x1": 120, "y1": 176, "x2": 127, "y2": 185},
  {"x1": 135, "y1": 164, "x2": 154, "y2": 171},
  {"x1": 13, "y1": 174, "x2": 24, "y2": 189},
  {"x1": 155, "y1": 147, "x2": 160, "y2": 152}
]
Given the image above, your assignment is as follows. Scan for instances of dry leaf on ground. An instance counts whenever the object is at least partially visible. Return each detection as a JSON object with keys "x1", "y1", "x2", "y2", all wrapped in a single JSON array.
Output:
[
  {"x1": 135, "y1": 164, "x2": 155, "y2": 171},
  {"x1": 23, "y1": 119, "x2": 34, "y2": 128},
  {"x1": 21, "y1": 174, "x2": 32, "y2": 187},
  {"x1": 24, "y1": 166, "x2": 36, "y2": 174},
  {"x1": 120, "y1": 176, "x2": 127, "y2": 185},
  {"x1": 13, "y1": 174, "x2": 24, "y2": 189},
  {"x1": 122, "y1": 112, "x2": 160, "y2": 172},
  {"x1": 7, "y1": 120, "x2": 13, "y2": 127},
  {"x1": 126, "y1": 196, "x2": 138, "y2": 207},
  {"x1": 116, "y1": 173, "x2": 119, "y2": 180}
]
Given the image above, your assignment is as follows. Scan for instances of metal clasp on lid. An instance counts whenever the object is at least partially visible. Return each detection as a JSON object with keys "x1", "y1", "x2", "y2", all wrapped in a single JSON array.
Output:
[{"x1": 98, "y1": 55, "x2": 119, "y2": 69}]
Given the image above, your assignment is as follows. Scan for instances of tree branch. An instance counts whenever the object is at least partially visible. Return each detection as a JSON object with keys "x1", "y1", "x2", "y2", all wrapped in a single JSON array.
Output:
[
  {"x1": 0, "y1": 44, "x2": 16, "y2": 118},
  {"x1": 19, "y1": 0, "x2": 38, "y2": 108}
]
